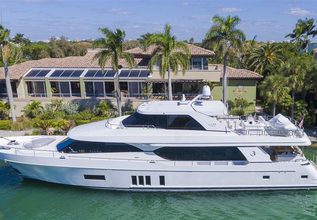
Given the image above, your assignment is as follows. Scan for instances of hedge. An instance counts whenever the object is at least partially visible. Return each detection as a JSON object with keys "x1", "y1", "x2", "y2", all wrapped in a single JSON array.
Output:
[{"x1": 0, "y1": 120, "x2": 12, "y2": 130}]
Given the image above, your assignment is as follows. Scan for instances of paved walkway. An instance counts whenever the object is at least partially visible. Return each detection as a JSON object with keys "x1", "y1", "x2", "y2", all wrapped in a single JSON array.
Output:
[{"x1": 0, "y1": 130, "x2": 33, "y2": 137}]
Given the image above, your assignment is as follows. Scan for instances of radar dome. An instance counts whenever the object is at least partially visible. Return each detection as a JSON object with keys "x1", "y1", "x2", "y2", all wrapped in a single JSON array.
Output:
[{"x1": 202, "y1": 85, "x2": 211, "y2": 98}]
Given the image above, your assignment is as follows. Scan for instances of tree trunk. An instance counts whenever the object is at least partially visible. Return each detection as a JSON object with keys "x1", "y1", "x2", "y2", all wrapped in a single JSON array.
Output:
[
  {"x1": 115, "y1": 70, "x2": 122, "y2": 116},
  {"x1": 222, "y1": 53, "x2": 228, "y2": 105},
  {"x1": 291, "y1": 89, "x2": 295, "y2": 120},
  {"x1": 1, "y1": 45, "x2": 16, "y2": 122},
  {"x1": 272, "y1": 102, "x2": 276, "y2": 116},
  {"x1": 168, "y1": 69, "x2": 172, "y2": 101}
]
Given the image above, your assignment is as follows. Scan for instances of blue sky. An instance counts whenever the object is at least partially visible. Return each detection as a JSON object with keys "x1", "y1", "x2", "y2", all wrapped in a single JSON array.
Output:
[{"x1": 1, "y1": 0, "x2": 317, "y2": 42}]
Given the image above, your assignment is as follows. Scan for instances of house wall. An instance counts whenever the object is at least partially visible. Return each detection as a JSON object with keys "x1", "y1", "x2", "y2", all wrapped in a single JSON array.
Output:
[{"x1": 212, "y1": 79, "x2": 258, "y2": 113}]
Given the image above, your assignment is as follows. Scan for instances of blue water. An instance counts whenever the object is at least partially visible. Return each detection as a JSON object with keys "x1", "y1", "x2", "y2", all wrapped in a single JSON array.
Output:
[{"x1": 1, "y1": 149, "x2": 317, "y2": 220}]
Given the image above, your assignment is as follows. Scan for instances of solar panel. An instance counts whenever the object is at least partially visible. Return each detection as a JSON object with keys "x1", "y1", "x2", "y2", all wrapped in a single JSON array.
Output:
[
  {"x1": 139, "y1": 70, "x2": 150, "y2": 77},
  {"x1": 94, "y1": 70, "x2": 105, "y2": 77},
  {"x1": 50, "y1": 70, "x2": 64, "y2": 77},
  {"x1": 119, "y1": 70, "x2": 130, "y2": 77},
  {"x1": 60, "y1": 70, "x2": 74, "y2": 77},
  {"x1": 129, "y1": 70, "x2": 141, "y2": 77},
  {"x1": 25, "y1": 70, "x2": 41, "y2": 77},
  {"x1": 85, "y1": 70, "x2": 97, "y2": 77},
  {"x1": 36, "y1": 70, "x2": 50, "y2": 77},
  {"x1": 71, "y1": 70, "x2": 83, "y2": 77},
  {"x1": 105, "y1": 70, "x2": 116, "y2": 77}
]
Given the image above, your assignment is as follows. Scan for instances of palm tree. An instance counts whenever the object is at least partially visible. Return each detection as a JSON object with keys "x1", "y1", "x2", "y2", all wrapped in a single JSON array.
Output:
[
  {"x1": 247, "y1": 42, "x2": 284, "y2": 75},
  {"x1": 280, "y1": 58, "x2": 305, "y2": 120},
  {"x1": 286, "y1": 18, "x2": 317, "y2": 53},
  {"x1": 259, "y1": 74, "x2": 290, "y2": 116},
  {"x1": 0, "y1": 25, "x2": 16, "y2": 122},
  {"x1": 142, "y1": 24, "x2": 190, "y2": 101},
  {"x1": 203, "y1": 15, "x2": 245, "y2": 105},
  {"x1": 93, "y1": 28, "x2": 135, "y2": 116}
]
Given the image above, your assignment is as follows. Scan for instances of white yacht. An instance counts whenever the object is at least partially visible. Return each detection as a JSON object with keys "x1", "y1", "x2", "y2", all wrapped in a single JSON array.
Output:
[{"x1": 0, "y1": 86, "x2": 316, "y2": 191}]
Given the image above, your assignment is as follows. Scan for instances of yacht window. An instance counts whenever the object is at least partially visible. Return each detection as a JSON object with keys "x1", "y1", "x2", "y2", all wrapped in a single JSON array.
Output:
[
  {"x1": 138, "y1": 176, "x2": 144, "y2": 185},
  {"x1": 131, "y1": 176, "x2": 137, "y2": 185},
  {"x1": 154, "y1": 147, "x2": 246, "y2": 161},
  {"x1": 57, "y1": 138, "x2": 142, "y2": 153},
  {"x1": 166, "y1": 115, "x2": 204, "y2": 130},
  {"x1": 84, "y1": 175, "x2": 105, "y2": 180},
  {"x1": 145, "y1": 176, "x2": 151, "y2": 185},
  {"x1": 159, "y1": 176, "x2": 165, "y2": 185},
  {"x1": 122, "y1": 112, "x2": 205, "y2": 130}
]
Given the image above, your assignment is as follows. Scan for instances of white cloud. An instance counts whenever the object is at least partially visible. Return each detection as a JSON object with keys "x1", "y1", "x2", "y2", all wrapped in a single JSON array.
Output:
[
  {"x1": 221, "y1": 7, "x2": 240, "y2": 13},
  {"x1": 182, "y1": 2, "x2": 189, "y2": 6},
  {"x1": 288, "y1": 8, "x2": 311, "y2": 16},
  {"x1": 109, "y1": 8, "x2": 130, "y2": 15}
]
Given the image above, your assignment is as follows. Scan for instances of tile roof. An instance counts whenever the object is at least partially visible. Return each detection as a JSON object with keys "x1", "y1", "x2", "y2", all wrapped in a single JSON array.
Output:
[
  {"x1": 125, "y1": 43, "x2": 215, "y2": 56},
  {"x1": 0, "y1": 49, "x2": 142, "y2": 80},
  {"x1": 214, "y1": 64, "x2": 263, "y2": 79}
]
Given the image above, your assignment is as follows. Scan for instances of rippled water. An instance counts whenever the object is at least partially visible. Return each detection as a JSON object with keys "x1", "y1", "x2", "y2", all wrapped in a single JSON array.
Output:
[{"x1": 1, "y1": 149, "x2": 317, "y2": 220}]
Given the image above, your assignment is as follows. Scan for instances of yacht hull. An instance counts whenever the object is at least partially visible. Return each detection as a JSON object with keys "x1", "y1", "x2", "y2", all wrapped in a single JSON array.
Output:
[{"x1": 3, "y1": 153, "x2": 317, "y2": 192}]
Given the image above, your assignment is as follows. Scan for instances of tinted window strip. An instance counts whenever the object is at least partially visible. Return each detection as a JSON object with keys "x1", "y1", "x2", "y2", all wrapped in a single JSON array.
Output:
[{"x1": 84, "y1": 175, "x2": 105, "y2": 180}]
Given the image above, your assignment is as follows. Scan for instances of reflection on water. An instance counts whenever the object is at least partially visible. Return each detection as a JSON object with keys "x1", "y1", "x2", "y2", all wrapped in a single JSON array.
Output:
[{"x1": 0, "y1": 149, "x2": 317, "y2": 219}]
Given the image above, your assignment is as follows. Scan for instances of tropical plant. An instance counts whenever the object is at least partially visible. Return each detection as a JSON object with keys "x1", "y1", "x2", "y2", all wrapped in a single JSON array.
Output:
[
  {"x1": 0, "y1": 25, "x2": 21, "y2": 121},
  {"x1": 259, "y1": 74, "x2": 291, "y2": 116},
  {"x1": 227, "y1": 98, "x2": 251, "y2": 116},
  {"x1": 0, "y1": 100, "x2": 10, "y2": 120},
  {"x1": 60, "y1": 101, "x2": 79, "y2": 115},
  {"x1": 247, "y1": 42, "x2": 284, "y2": 75},
  {"x1": 22, "y1": 100, "x2": 44, "y2": 119},
  {"x1": 279, "y1": 58, "x2": 305, "y2": 120},
  {"x1": 203, "y1": 15, "x2": 245, "y2": 104},
  {"x1": 94, "y1": 100, "x2": 114, "y2": 117},
  {"x1": 11, "y1": 33, "x2": 31, "y2": 46},
  {"x1": 285, "y1": 18, "x2": 317, "y2": 53},
  {"x1": 142, "y1": 24, "x2": 190, "y2": 100},
  {"x1": 93, "y1": 28, "x2": 135, "y2": 116}
]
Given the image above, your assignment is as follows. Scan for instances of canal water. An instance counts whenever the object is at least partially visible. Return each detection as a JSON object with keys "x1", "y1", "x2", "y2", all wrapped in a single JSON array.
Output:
[{"x1": 0, "y1": 148, "x2": 317, "y2": 220}]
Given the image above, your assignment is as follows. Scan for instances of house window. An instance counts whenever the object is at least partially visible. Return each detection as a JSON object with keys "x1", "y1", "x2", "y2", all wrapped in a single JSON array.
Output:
[
  {"x1": 105, "y1": 82, "x2": 115, "y2": 96},
  {"x1": 26, "y1": 81, "x2": 46, "y2": 97},
  {"x1": 159, "y1": 176, "x2": 165, "y2": 185},
  {"x1": 0, "y1": 81, "x2": 17, "y2": 97},
  {"x1": 301, "y1": 175, "x2": 308, "y2": 179},
  {"x1": 59, "y1": 82, "x2": 71, "y2": 97},
  {"x1": 263, "y1": 176, "x2": 270, "y2": 179},
  {"x1": 190, "y1": 57, "x2": 208, "y2": 70},
  {"x1": 84, "y1": 82, "x2": 105, "y2": 97},
  {"x1": 70, "y1": 82, "x2": 81, "y2": 97},
  {"x1": 94, "y1": 82, "x2": 104, "y2": 97}
]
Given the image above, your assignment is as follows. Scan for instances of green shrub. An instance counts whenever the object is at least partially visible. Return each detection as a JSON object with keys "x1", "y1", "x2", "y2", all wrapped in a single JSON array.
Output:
[
  {"x1": 0, "y1": 120, "x2": 12, "y2": 130},
  {"x1": 94, "y1": 101, "x2": 114, "y2": 118},
  {"x1": 22, "y1": 100, "x2": 44, "y2": 119},
  {"x1": 0, "y1": 101, "x2": 10, "y2": 120},
  {"x1": 74, "y1": 119, "x2": 91, "y2": 125},
  {"x1": 61, "y1": 102, "x2": 79, "y2": 114},
  {"x1": 10, "y1": 117, "x2": 33, "y2": 131}
]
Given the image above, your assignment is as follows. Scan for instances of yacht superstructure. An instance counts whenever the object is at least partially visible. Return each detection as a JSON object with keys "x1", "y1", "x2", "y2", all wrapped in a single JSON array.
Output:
[{"x1": 0, "y1": 87, "x2": 316, "y2": 191}]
